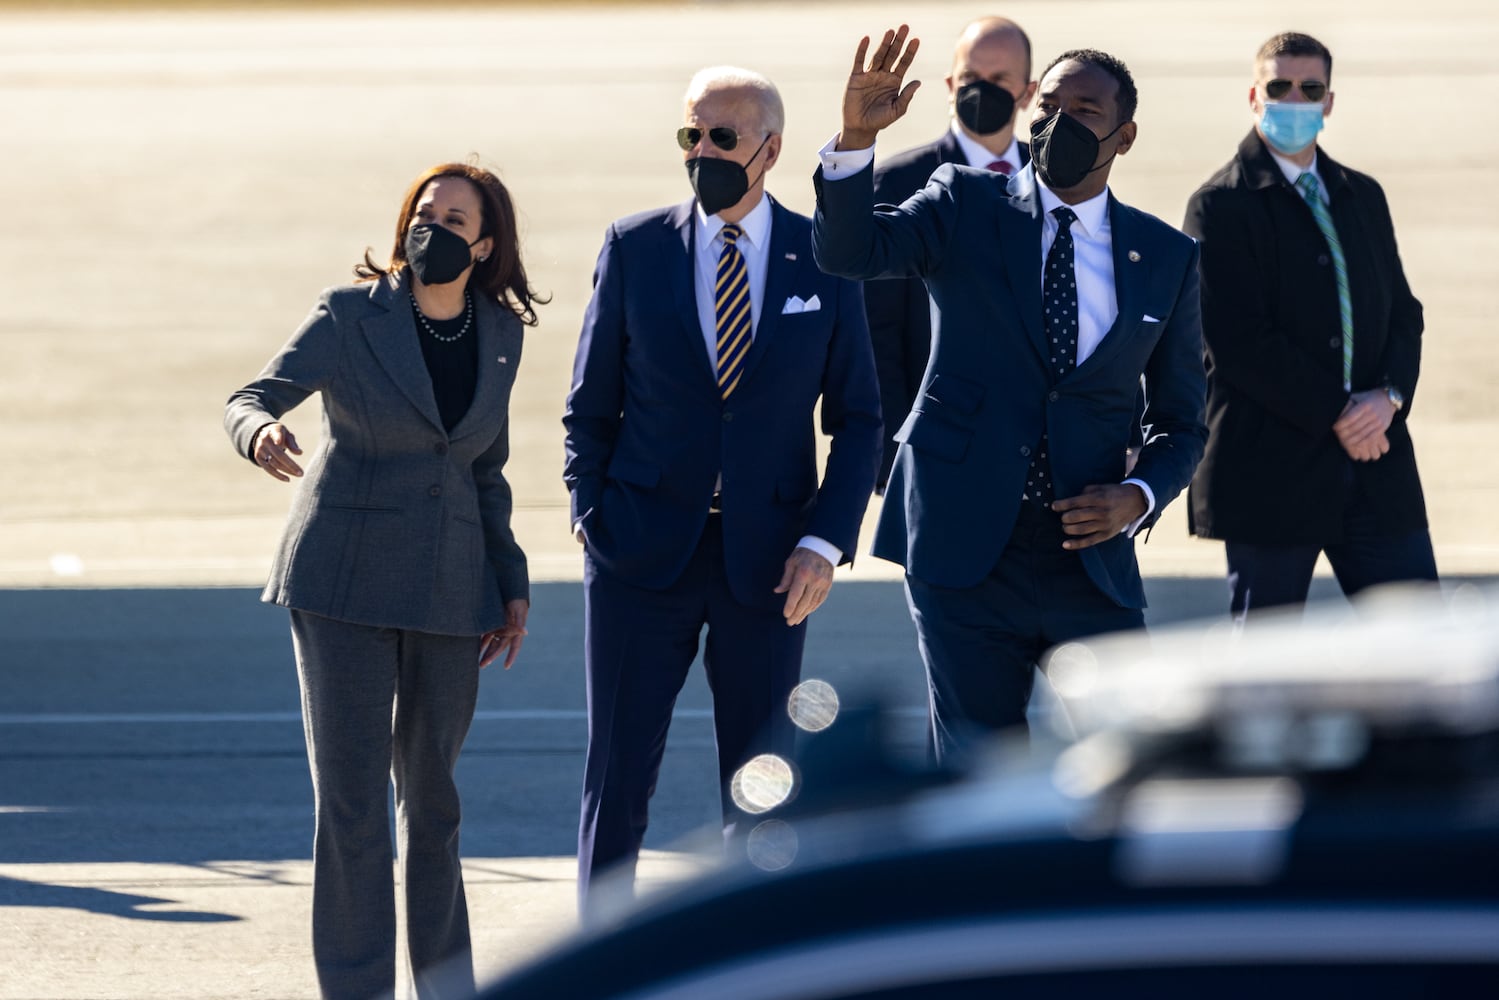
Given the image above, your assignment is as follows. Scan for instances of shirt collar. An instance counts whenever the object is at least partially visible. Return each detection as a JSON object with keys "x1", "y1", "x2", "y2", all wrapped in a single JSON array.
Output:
[
  {"x1": 1035, "y1": 178, "x2": 1110, "y2": 237},
  {"x1": 696, "y1": 192, "x2": 773, "y2": 250},
  {"x1": 949, "y1": 119, "x2": 1021, "y2": 171},
  {"x1": 1267, "y1": 147, "x2": 1323, "y2": 193}
]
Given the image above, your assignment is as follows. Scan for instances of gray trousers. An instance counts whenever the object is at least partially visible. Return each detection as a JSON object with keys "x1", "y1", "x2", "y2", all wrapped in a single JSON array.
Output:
[{"x1": 289, "y1": 611, "x2": 480, "y2": 1000}]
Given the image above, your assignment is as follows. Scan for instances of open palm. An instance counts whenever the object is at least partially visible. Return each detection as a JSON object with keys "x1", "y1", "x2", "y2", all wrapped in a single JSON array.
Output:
[{"x1": 841, "y1": 25, "x2": 922, "y2": 146}]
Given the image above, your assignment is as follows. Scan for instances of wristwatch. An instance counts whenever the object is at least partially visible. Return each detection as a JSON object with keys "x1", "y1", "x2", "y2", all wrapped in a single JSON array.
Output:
[{"x1": 1385, "y1": 385, "x2": 1405, "y2": 412}]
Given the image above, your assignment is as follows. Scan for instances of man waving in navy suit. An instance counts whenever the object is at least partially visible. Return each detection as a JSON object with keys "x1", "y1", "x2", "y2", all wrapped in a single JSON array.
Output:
[
  {"x1": 814, "y1": 28, "x2": 1206, "y2": 759},
  {"x1": 565, "y1": 66, "x2": 881, "y2": 907},
  {"x1": 865, "y1": 17, "x2": 1036, "y2": 491}
]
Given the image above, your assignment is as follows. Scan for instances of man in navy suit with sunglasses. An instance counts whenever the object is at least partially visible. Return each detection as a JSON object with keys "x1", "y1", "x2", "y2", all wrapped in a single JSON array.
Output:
[{"x1": 565, "y1": 65, "x2": 880, "y2": 909}]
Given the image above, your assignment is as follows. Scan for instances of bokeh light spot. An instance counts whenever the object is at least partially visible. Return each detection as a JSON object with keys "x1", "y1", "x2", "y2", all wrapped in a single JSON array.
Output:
[{"x1": 787, "y1": 678, "x2": 840, "y2": 732}]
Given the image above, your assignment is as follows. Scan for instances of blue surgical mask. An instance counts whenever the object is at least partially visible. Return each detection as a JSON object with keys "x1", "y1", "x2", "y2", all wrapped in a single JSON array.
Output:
[{"x1": 1258, "y1": 101, "x2": 1325, "y2": 156}]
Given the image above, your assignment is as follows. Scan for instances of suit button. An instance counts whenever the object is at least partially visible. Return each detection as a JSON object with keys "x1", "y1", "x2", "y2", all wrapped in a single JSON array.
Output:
[
  {"x1": 1020, "y1": 445, "x2": 1032, "y2": 457},
  {"x1": 723, "y1": 412, "x2": 734, "y2": 423},
  {"x1": 434, "y1": 442, "x2": 448, "y2": 455},
  {"x1": 1048, "y1": 391, "x2": 1060, "y2": 403},
  {"x1": 428, "y1": 485, "x2": 442, "y2": 497},
  {"x1": 1317, "y1": 254, "x2": 1330, "y2": 266},
  {"x1": 1330, "y1": 338, "x2": 1340, "y2": 349}
]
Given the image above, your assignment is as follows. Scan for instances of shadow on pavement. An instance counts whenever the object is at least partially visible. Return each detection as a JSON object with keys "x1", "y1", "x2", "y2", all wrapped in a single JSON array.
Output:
[
  {"x1": 2, "y1": 577, "x2": 1490, "y2": 866},
  {"x1": 0, "y1": 874, "x2": 240, "y2": 922}
]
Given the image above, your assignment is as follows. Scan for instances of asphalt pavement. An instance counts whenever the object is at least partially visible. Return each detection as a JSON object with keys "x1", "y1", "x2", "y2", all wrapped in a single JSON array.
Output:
[{"x1": 0, "y1": 573, "x2": 1449, "y2": 999}]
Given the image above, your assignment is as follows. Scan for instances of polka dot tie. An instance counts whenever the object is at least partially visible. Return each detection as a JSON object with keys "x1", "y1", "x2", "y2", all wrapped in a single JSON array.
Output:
[{"x1": 1024, "y1": 206, "x2": 1079, "y2": 508}]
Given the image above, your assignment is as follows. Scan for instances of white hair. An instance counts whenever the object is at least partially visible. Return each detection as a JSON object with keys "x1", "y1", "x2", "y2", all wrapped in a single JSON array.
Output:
[{"x1": 683, "y1": 65, "x2": 785, "y2": 134}]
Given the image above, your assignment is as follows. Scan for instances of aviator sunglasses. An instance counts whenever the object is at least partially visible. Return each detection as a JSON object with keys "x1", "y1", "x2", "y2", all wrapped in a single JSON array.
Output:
[
  {"x1": 1263, "y1": 78, "x2": 1328, "y2": 101},
  {"x1": 676, "y1": 126, "x2": 759, "y2": 152}
]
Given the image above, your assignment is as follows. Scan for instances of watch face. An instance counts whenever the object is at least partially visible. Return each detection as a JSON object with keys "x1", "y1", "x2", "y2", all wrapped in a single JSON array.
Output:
[{"x1": 1387, "y1": 387, "x2": 1405, "y2": 409}]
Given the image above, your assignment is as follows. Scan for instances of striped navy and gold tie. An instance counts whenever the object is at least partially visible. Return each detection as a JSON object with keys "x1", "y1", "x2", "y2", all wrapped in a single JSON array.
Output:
[
  {"x1": 1297, "y1": 172, "x2": 1353, "y2": 391},
  {"x1": 715, "y1": 223, "x2": 752, "y2": 399}
]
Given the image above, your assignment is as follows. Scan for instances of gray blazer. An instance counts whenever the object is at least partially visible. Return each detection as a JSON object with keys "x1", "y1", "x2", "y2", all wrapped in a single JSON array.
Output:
[{"x1": 225, "y1": 272, "x2": 528, "y2": 635}]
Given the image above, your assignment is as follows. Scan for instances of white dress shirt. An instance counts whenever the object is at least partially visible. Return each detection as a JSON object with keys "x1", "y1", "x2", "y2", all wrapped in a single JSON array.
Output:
[
  {"x1": 1267, "y1": 147, "x2": 1328, "y2": 203},
  {"x1": 950, "y1": 120, "x2": 1022, "y2": 173},
  {"x1": 817, "y1": 136, "x2": 1155, "y2": 531},
  {"x1": 691, "y1": 193, "x2": 842, "y2": 569},
  {"x1": 1035, "y1": 179, "x2": 1116, "y2": 367},
  {"x1": 693, "y1": 195, "x2": 772, "y2": 366}
]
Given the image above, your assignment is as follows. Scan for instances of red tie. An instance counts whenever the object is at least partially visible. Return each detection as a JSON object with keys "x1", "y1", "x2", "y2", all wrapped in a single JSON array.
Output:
[{"x1": 986, "y1": 159, "x2": 1013, "y2": 175}]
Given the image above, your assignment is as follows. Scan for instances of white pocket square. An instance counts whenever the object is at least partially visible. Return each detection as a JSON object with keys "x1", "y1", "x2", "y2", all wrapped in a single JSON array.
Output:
[
  {"x1": 782, "y1": 294, "x2": 822, "y2": 315},
  {"x1": 1142, "y1": 314, "x2": 1161, "y2": 323}
]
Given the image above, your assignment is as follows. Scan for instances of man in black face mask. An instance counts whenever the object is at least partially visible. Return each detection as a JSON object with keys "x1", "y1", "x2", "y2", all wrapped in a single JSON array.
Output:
[
  {"x1": 863, "y1": 17, "x2": 1037, "y2": 493},
  {"x1": 814, "y1": 31, "x2": 1207, "y2": 761},
  {"x1": 565, "y1": 65, "x2": 880, "y2": 910}
]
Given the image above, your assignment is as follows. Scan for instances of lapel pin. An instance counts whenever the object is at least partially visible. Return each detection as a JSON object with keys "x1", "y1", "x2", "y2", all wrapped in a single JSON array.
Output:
[
  {"x1": 497, "y1": 356, "x2": 508, "y2": 364},
  {"x1": 1127, "y1": 250, "x2": 1141, "y2": 262},
  {"x1": 785, "y1": 253, "x2": 797, "y2": 261}
]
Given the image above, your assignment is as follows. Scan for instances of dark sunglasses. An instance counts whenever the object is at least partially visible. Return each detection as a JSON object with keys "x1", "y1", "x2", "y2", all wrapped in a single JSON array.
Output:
[
  {"x1": 676, "y1": 126, "x2": 755, "y2": 152},
  {"x1": 1264, "y1": 78, "x2": 1328, "y2": 102}
]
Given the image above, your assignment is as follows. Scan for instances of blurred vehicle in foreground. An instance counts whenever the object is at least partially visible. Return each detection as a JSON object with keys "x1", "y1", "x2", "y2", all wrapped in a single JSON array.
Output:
[{"x1": 480, "y1": 585, "x2": 1499, "y2": 999}]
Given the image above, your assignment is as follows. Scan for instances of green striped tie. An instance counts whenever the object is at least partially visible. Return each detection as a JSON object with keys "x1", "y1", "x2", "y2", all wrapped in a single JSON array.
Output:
[
  {"x1": 1297, "y1": 172, "x2": 1353, "y2": 391},
  {"x1": 714, "y1": 224, "x2": 752, "y2": 399}
]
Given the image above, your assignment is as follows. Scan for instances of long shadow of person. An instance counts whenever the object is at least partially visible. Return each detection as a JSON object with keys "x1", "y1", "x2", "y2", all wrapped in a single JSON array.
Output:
[{"x1": 0, "y1": 875, "x2": 239, "y2": 922}]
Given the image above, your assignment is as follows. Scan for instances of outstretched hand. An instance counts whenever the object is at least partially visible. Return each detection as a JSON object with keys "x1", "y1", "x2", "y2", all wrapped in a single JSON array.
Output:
[
  {"x1": 252, "y1": 422, "x2": 303, "y2": 482},
  {"x1": 839, "y1": 24, "x2": 922, "y2": 150}
]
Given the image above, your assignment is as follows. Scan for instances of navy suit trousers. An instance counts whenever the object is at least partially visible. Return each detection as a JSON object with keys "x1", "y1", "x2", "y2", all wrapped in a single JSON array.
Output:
[
  {"x1": 577, "y1": 517, "x2": 807, "y2": 908},
  {"x1": 1226, "y1": 468, "x2": 1438, "y2": 621},
  {"x1": 905, "y1": 502, "x2": 1144, "y2": 763}
]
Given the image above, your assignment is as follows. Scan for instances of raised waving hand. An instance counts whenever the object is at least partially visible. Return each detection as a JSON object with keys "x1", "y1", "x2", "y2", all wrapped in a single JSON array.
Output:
[{"x1": 839, "y1": 24, "x2": 922, "y2": 150}]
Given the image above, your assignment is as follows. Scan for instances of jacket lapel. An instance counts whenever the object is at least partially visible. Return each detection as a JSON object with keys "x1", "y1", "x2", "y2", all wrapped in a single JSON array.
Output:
[
  {"x1": 362, "y1": 274, "x2": 445, "y2": 433},
  {"x1": 666, "y1": 200, "x2": 716, "y2": 382},
  {"x1": 936, "y1": 129, "x2": 965, "y2": 165},
  {"x1": 449, "y1": 295, "x2": 516, "y2": 442},
  {"x1": 1000, "y1": 165, "x2": 1049, "y2": 364},
  {"x1": 1070, "y1": 194, "x2": 1141, "y2": 380}
]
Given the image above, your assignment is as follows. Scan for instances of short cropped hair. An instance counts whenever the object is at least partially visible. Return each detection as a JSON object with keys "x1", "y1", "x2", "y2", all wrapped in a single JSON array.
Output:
[
  {"x1": 1256, "y1": 31, "x2": 1333, "y2": 81},
  {"x1": 1041, "y1": 49, "x2": 1138, "y2": 124},
  {"x1": 684, "y1": 66, "x2": 786, "y2": 135}
]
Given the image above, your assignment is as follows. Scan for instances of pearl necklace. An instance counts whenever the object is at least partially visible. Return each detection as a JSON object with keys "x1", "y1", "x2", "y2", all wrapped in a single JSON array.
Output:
[{"x1": 411, "y1": 290, "x2": 472, "y2": 343}]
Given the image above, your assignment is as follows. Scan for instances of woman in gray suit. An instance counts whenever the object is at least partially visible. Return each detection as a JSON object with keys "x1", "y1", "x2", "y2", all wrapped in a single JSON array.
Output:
[{"x1": 225, "y1": 162, "x2": 541, "y2": 1000}]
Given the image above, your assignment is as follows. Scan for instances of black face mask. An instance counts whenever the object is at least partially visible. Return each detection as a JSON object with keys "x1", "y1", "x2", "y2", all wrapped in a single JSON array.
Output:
[
  {"x1": 954, "y1": 80, "x2": 1016, "y2": 136},
  {"x1": 1029, "y1": 111, "x2": 1126, "y2": 190},
  {"x1": 405, "y1": 223, "x2": 481, "y2": 286},
  {"x1": 685, "y1": 135, "x2": 771, "y2": 216}
]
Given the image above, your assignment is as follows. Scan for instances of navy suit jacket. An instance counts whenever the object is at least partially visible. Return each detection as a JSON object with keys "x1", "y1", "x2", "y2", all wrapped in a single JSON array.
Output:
[
  {"x1": 814, "y1": 162, "x2": 1206, "y2": 607},
  {"x1": 866, "y1": 130, "x2": 1029, "y2": 488},
  {"x1": 564, "y1": 196, "x2": 882, "y2": 612}
]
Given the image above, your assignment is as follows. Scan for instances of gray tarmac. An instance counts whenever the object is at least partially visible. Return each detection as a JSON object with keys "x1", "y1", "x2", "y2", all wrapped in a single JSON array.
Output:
[{"x1": 3, "y1": 1, "x2": 1499, "y2": 997}]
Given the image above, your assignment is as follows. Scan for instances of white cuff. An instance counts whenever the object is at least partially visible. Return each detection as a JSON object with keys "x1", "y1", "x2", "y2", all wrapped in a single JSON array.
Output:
[
  {"x1": 817, "y1": 135, "x2": 875, "y2": 179},
  {"x1": 796, "y1": 534, "x2": 843, "y2": 568},
  {"x1": 1121, "y1": 478, "x2": 1156, "y2": 537}
]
